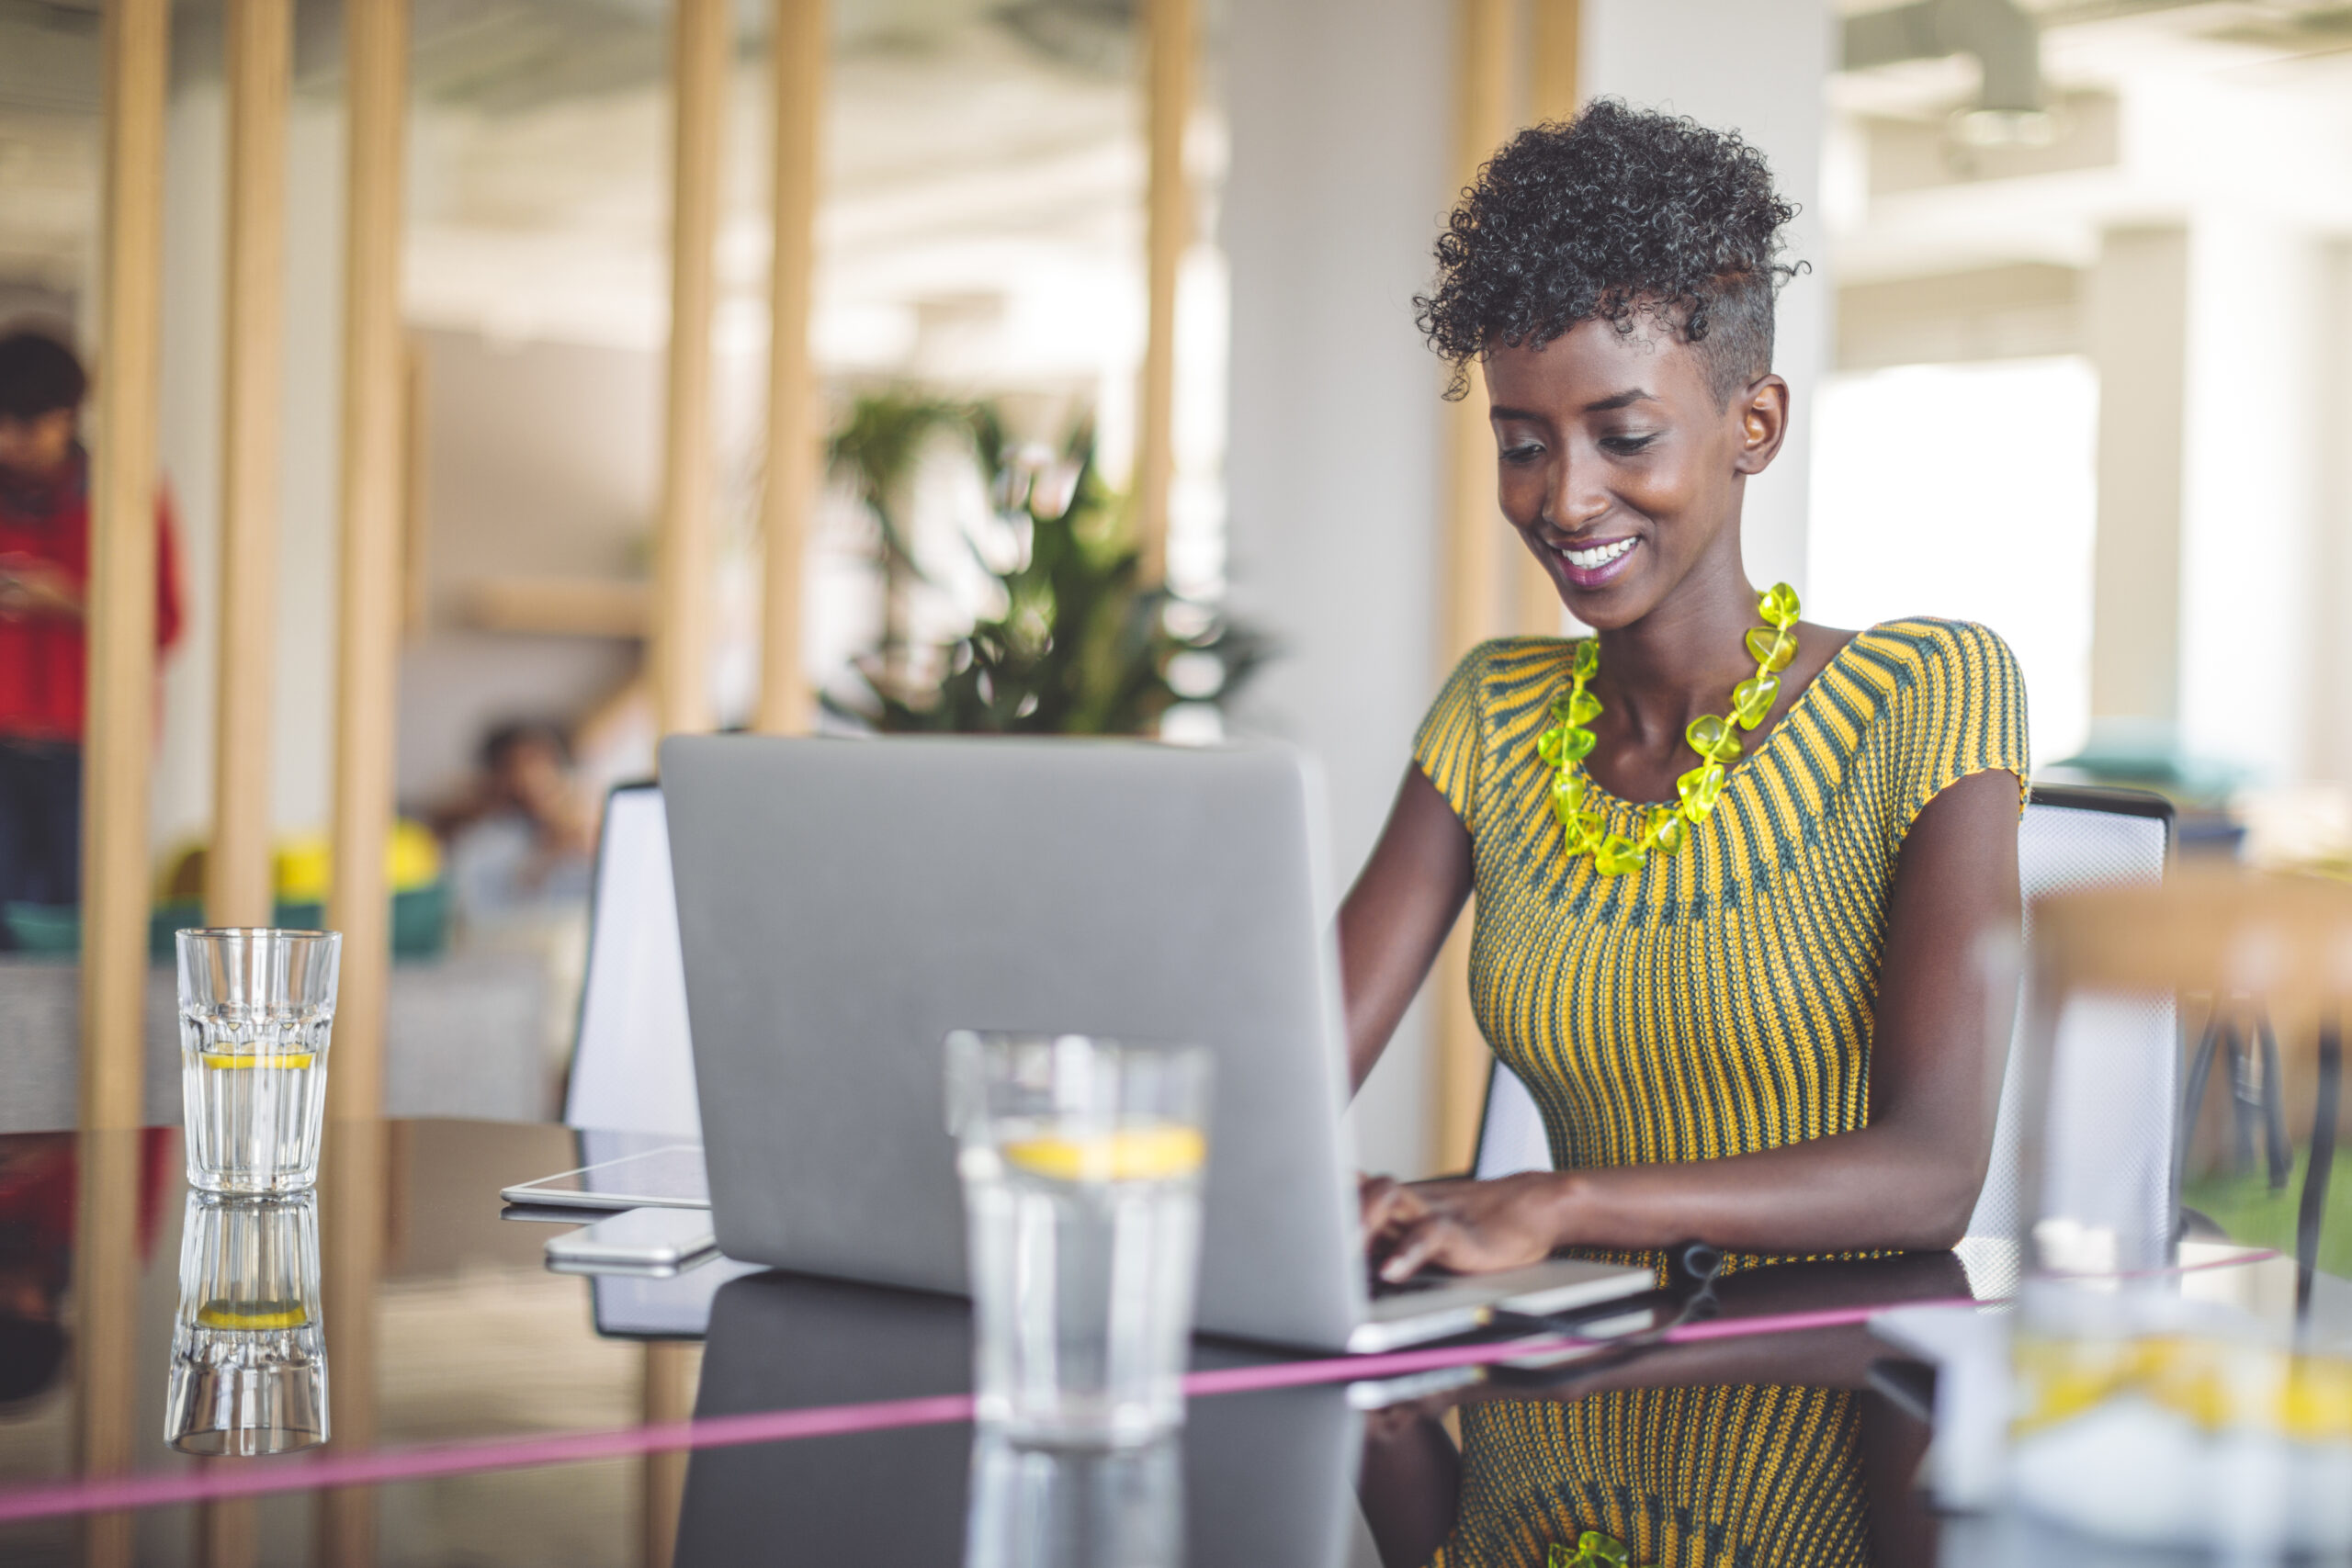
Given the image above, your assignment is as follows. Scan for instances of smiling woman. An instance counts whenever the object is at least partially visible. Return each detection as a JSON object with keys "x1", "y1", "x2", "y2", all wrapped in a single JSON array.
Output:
[
  {"x1": 1340, "y1": 99, "x2": 2030, "y2": 1274},
  {"x1": 1335, "y1": 97, "x2": 2030, "y2": 1568}
]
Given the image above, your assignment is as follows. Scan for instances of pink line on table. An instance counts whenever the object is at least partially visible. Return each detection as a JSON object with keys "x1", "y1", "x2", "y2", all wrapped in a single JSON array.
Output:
[{"x1": 0, "y1": 1292, "x2": 1996, "y2": 1526}]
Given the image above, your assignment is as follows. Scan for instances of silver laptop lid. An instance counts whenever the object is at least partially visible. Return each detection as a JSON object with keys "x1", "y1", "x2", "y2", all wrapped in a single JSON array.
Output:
[{"x1": 660, "y1": 735, "x2": 1370, "y2": 1349}]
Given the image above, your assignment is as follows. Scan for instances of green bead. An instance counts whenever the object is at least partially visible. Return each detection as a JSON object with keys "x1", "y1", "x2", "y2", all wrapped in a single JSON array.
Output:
[
  {"x1": 1581, "y1": 1532, "x2": 1631, "y2": 1566},
  {"x1": 1571, "y1": 639, "x2": 1599, "y2": 679},
  {"x1": 1684, "y1": 713, "x2": 1742, "y2": 763},
  {"x1": 1645, "y1": 807, "x2": 1687, "y2": 855},
  {"x1": 1732, "y1": 672, "x2": 1780, "y2": 729},
  {"x1": 1550, "y1": 770, "x2": 1588, "y2": 827},
  {"x1": 1536, "y1": 726, "x2": 1564, "y2": 767},
  {"x1": 1567, "y1": 689, "x2": 1601, "y2": 727},
  {"x1": 1757, "y1": 581, "x2": 1801, "y2": 630},
  {"x1": 1547, "y1": 1547, "x2": 1576, "y2": 1568},
  {"x1": 1559, "y1": 726, "x2": 1596, "y2": 763},
  {"x1": 1595, "y1": 834, "x2": 1645, "y2": 876},
  {"x1": 1744, "y1": 626, "x2": 1796, "y2": 673},
  {"x1": 1678, "y1": 762, "x2": 1726, "y2": 819}
]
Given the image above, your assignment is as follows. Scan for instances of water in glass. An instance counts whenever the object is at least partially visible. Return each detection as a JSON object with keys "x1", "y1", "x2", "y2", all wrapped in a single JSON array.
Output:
[
  {"x1": 950, "y1": 1033, "x2": 1211, "y2": 1449},
  {"x1": 177, "y1": 929, "x2": 340, "y2": 1194}
]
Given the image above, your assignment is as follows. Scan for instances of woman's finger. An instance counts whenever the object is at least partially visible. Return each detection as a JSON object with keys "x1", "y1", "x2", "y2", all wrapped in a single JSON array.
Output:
[{"x1": 1378, "y1": 1213, "x2": 1458, "y2": 1282}]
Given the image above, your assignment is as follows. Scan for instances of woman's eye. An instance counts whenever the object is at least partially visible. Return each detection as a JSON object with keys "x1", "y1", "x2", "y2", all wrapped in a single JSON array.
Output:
[
  {"x1": 1499, "y1": 443, "x2": 1544, "y2": 466},
  {"x1": 1600, "y1": 434, "x2": 1658, "y2": 456}
]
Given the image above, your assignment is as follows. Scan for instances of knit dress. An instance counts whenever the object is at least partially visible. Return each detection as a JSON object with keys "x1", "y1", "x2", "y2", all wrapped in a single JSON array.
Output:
[{"x1": 1412, "y1": 618, "x2": 2029, "y2": 1568}]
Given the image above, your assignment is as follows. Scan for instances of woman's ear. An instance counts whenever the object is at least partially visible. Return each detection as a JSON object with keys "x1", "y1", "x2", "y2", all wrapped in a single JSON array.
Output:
[{"x1": 1732, "y1": 375, "x2": 1790, "y2": 476}]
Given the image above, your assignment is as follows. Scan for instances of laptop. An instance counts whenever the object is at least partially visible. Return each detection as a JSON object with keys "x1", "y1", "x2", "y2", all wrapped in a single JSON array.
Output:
[{"x1": 660, "y1": 734, "x2": 1649, "y2": 1352}]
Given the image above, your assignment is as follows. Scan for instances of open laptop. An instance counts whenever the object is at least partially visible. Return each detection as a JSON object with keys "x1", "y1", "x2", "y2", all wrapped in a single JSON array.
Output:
[{"x1": 660, "y1": 735, "x2": 1649, "y2": 1352}]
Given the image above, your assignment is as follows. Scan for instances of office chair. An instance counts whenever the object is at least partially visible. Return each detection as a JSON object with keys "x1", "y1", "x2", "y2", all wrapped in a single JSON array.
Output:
[
  {"x1": 562, "y1": 781, "x2": 702, "y2": 1138},
  {"x1": 1471, "y1": 784, "x2": 2177, "y2": 1254}
]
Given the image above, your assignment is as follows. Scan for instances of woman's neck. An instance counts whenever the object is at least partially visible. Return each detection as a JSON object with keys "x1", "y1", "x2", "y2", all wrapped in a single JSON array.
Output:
[{"x1": 1592, "y1": 551, "x2": 1759, "y2": 749}]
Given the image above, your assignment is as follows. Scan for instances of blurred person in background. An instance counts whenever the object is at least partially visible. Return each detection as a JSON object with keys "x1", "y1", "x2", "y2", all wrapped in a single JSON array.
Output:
[
  {"x1": 0, "y1": 329, "x2": 183, "y2": 940},
  {"x1": 435, "y1": 718, "x2": 597, "y2": 927}
]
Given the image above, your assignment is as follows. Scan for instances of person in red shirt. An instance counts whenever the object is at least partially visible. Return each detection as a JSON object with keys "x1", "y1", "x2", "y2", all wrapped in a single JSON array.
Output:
[{"x1": 0, "y1": 328, "x2": 182, "y2": 936}]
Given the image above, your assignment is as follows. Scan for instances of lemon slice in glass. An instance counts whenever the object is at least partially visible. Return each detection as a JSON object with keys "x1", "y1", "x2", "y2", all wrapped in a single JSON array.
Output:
[
  {"x1": 199, "y1": 1051, "x2": 315, "y2": 1070},
  {"x1": 196, "y1": 1299, "x2": 311, "y2": 1331},
  {"x1": 1000, "y1": 1124, "x2": 1205, "y2": 1182}
]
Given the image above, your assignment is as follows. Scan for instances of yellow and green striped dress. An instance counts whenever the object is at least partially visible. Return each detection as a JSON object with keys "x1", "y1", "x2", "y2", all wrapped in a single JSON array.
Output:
[{"x1": 1413, "y1": 616, "x2": 2028, "y2": 1568}]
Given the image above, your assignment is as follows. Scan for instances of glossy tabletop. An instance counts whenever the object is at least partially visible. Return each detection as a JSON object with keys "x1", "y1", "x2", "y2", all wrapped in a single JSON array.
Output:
[{"x1": 0, "y1": 1117, "x2": 2177, "y2": 1568}]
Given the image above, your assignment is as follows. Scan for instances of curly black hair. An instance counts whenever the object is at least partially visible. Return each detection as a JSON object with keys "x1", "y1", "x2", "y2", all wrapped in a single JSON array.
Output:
[{"x1": 1415, "y1": 99, "x2": 1801, "y2": 405}]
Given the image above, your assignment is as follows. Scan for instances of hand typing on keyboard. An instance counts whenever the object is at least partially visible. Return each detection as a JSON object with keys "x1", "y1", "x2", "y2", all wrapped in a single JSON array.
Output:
[{"x1": 1359, "y1": 1171, "x2": 1566, "y2": 1283}]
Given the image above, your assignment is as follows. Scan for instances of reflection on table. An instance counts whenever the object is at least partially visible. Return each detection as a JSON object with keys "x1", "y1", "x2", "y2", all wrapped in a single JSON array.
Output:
[{"x1": 13, "y1": 1115, "x2": 2331, "y2": 1567}]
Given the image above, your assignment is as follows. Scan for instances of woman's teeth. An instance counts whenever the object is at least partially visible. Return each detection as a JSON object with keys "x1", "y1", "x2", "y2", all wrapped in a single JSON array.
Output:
[{"x1": 1561, "y1": 538, "x2": 1635, "y2": 570}]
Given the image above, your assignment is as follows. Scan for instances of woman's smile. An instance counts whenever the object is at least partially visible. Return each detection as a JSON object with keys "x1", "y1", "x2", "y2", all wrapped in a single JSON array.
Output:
[{"x1": 1541, "y1": 532, "x2": 1642, "y2": 589}]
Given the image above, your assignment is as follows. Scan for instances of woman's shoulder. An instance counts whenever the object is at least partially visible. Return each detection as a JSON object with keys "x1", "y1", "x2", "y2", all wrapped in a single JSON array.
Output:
[
  {"x1": 1441, "y1": 634, "x2": 1585, "y2": 701},
  {"x1": 1833, "y1": 616, "x2": 2024, "y2": 704}
]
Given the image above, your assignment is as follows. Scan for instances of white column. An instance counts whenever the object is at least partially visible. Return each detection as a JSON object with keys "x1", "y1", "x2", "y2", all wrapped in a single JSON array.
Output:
[
  {"x1": 1225, "y1": 0, "x2": 1452, "y2": 1179},
  {"x1": 2177, "y1": 215, "x2": 2327, "y2": 784},
  {"x1": 1582, "y1": 0, "x2": 1832, "y2": 592},
  {"x1": 2086, "y1": 227, "x2": 2188, "y2": 738}
]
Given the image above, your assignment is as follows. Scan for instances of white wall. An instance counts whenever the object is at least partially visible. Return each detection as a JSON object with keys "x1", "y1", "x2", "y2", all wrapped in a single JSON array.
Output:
[
  {"x1": 1224, "y1": 0, "x2": 1453, "y2": 1179},
  {"x1": 1584, "y1": 0, "x2": 1833, "y2": 594},
  {"x1": 150, "y1": 73, "x2": 351, "y2": 853}
]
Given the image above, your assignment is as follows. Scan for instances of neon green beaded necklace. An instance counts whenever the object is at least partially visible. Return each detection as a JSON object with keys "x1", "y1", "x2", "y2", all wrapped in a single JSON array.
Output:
[{"x1": 1535, "y1": 581, "x2": 1801, "y2": 877}]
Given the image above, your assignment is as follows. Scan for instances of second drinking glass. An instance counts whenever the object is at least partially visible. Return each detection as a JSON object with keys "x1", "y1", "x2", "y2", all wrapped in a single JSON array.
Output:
[{"x1": 947, "y1": 1032, "x2": 1212, "y2": 1449}]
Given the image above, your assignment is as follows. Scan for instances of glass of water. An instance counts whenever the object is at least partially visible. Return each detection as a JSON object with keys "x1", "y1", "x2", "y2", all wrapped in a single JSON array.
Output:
[
  {"x1": 948, "y1": 1032, "x2": 1212, "y2": 1449},
  {"x1": 165, "y1": 1192, "x2": 331, "y2": 1456},
  {"x1": 177, "y1": 929, "x2": 342, "y2": 1195}
]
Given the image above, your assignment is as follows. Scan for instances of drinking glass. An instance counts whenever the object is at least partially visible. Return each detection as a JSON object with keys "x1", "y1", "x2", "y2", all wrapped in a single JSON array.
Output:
[
  {"x1": 2007, "y1": 874, "x2": 2352, "y2": 1553},
  {"x1": 947, "y1": 1032, "x2": 1212, "y2": 1448},
  {"x1": 165, "y1": 1192, "x2": 330, "y2": 1457},
  {"x1": 964, "y1": 1430, "x2": 1182, "y2": 1568},
  {"x1": 177, "y1": 929, "x2": 341, "y2": 1194}
]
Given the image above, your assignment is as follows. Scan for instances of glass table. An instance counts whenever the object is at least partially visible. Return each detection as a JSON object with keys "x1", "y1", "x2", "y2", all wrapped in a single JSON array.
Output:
[{"x1": 0, "y1": 1117, "x2": 2243, "y2": 1567}]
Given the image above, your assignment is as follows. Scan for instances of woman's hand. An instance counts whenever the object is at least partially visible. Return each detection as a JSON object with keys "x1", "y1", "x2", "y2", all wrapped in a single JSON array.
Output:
[{"x1": 1359, "y1": 1172, "x2": 1568, "y2": 1282}]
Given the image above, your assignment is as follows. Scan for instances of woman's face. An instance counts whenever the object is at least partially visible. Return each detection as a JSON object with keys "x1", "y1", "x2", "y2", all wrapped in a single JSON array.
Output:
[{"x1": 1483, "y1": 314, "x2": 1786, "y2": 631}]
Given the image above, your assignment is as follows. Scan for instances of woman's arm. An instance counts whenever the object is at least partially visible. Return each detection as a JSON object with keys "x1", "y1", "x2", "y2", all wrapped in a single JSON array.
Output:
[
  {"x1": 1363, "y1": 768, "x2": 2022, "y2": 1275},
  {"x1": 1336, "y1": 766, "x2": 1475, "y2": 1092}
]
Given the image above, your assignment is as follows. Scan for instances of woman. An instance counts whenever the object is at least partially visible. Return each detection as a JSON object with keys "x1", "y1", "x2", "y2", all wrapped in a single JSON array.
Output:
[{"x1": 1348, "y1": 100, "x2": 2028, "y2": 1282}]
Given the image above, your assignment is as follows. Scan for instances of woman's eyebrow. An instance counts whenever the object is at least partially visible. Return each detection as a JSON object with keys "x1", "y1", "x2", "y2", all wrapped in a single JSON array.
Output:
[{"x1": 1583, "y1": 388, "x2": 1656, "y2": 412}]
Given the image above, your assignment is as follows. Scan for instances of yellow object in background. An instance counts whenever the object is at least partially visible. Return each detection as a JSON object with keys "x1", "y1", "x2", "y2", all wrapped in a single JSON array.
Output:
[{"x1": 273, "y1": 819, "x2": 442, "y2": 901}]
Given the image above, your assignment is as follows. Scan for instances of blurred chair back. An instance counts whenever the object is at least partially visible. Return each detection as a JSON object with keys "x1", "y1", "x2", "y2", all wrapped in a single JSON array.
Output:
[
  {"x1": 1471, "y1": 784, "x2": 2177, "y2": 1242},
  {"x1": 562, "y1": 782, "x2": 701, "y2": 1137},
  {"x1": 1968, "y1": 784, "x2": 2173, "y2": 1244}
]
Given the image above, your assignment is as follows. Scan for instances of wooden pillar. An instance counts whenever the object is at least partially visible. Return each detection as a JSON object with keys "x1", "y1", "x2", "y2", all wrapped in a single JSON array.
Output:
[
  {"x1": 1512, "y1": 0, "x2": 1580, "y2": 638},
  {"x1": 1530, "y1": 0, "x2": 1580, "y2": 123},
  {"x1": 316, "y1": 1114, "x2": 389, "y2": 1566},
  {"x1": 1136, "y1": 0, "x2": 1193, "y2": 584},
  {"x1": 326, "y1": 0, "x2": 408, "y2": 1128},
  {"x1": 754, "y1": 0, "x2": 823, "y2": 737},
  {"x1": 208, "y1": 0, "x2": 292, "y2": 931},
  {"x1": 1430, "y1": 0, "x2": 1514, "y2": 1177},
  {"x1": 639, "y1": 1342, "x2": 696, "y2": 1568},
  {"x1": 400, "y1": 339, "x2": 429, "y2": 636},
  {"x1": 652, "y1": 0, "x2": 729, "y2": 739},
  {"x1": 74, "y1": 1131, "x2": 142, "y2": 1567},
  {"x1": 79, "y1": 0, "x2": 169, "y2": 1134}
]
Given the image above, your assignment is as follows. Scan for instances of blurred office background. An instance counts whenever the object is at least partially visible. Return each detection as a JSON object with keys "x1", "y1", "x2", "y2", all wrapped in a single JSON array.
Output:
[{"x1": 5, "y1": 0, "x2": 2351, "y2": 1181}]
